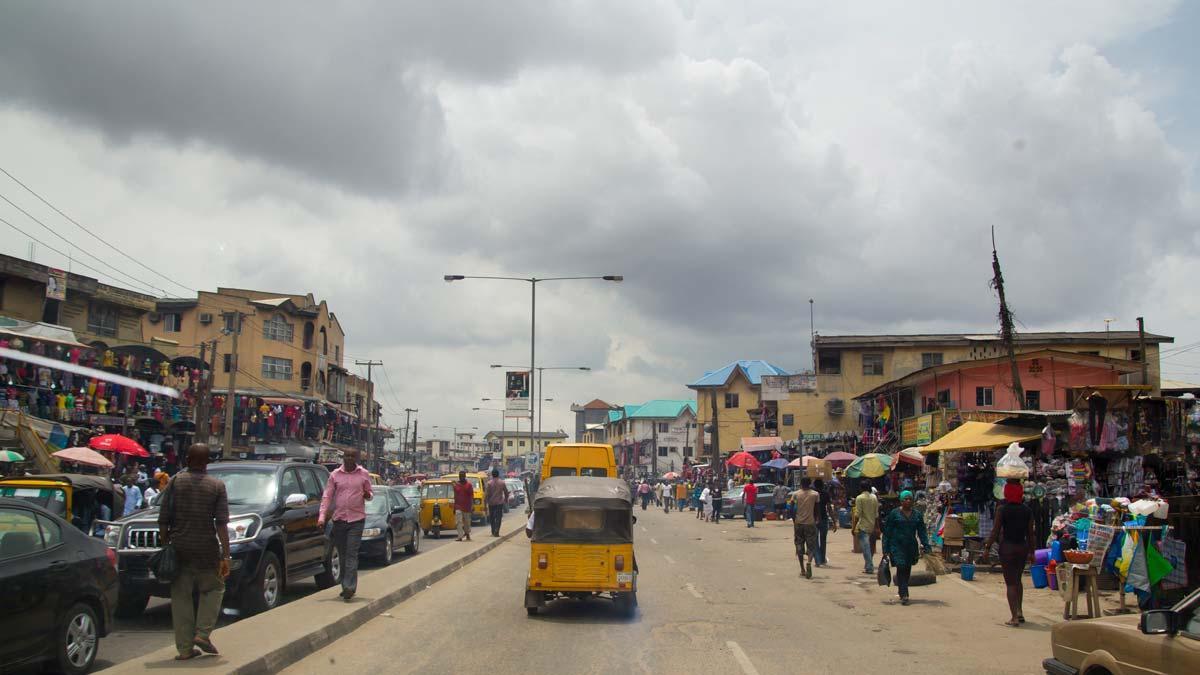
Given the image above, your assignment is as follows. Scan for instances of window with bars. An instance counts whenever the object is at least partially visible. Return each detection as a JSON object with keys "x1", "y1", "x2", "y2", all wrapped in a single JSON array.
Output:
[
  {"x1": 782, "y1": 414, "x2": 794, "y2": 426},
  {"x1": 862, "y1": 353, "x2": 884, "y2": 376},
  {"x1": 87, "y1": 302, "x2": 119, "y2": 337},
  {"x1": 263, "y1": 315, "x2": 294, "y2": 342},
  {"x1": 262, "y1": 356, "x2": 293, "y2": 380},
  {"x1": 724, "y1": 393, "x2": 739, "y2": 409},
  {"x1": 658, "y1": 422, "x2": 669, "y2": 433},
  {"x1": 921, "y1": 352, "x2": 944, "y2": 368},
  {"x1": 975, "y1": 386, "x2": 993, "y2": 407}
]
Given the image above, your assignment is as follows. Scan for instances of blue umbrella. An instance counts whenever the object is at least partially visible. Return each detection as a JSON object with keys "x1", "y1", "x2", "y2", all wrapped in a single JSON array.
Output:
[{"x1": 762, "y1": 458, "x2": 789, "y2": 470}]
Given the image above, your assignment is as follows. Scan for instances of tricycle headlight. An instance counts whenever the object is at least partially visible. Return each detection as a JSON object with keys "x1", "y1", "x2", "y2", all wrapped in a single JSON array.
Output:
[
  {"x1": 103, "y1": 524, "x2": 121, "y2": 548},
  {"x1": 227, "y1": 515, "x2": 260, "y2": 544},
  {"x1": 362, "y1": 528, "x2": 383, "y2": 538}
]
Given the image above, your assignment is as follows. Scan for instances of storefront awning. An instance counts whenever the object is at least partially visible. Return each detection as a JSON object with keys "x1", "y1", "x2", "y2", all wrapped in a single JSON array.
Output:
[
  {"x1": 919, "y1": 421, "x2": 1041, "y2": 454},
  {"x1": 263, "y1": 397, "x2": 304, "y2": 406}
]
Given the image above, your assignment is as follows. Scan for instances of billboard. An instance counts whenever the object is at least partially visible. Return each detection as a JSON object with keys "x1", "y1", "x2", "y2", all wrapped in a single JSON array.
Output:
[
  {"x1": 505, "y1": 370, "x2": 531, "y2": 418},
  {"x1": 45, "y1": 268, "x2": 66, "y2": 301},
  {"x1": 760, "y1": 373, "x2": 817, "y2": 400}
]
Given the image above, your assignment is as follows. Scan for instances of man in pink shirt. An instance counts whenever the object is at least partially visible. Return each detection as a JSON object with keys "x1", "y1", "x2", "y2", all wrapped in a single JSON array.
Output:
[{"x1": 319, "y1": 448, "x2": 373, "y2": 600}]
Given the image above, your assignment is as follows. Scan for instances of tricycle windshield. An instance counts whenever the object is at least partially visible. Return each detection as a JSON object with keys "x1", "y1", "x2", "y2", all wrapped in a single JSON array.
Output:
[
  {"x1": 423, "y1": 483, "x2": 452, "y2": 500},
  {"x1": 532, "y1": 504, "x2": 632, "y2": 544}
]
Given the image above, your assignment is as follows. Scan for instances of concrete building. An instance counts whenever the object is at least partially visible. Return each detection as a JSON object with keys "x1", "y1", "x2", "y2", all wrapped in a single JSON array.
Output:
[
  {"x1": 0, "y1": 253, "x2": 158, "y2": 348},
  {"x1": 688, "y1": 331, "x2": 1174, "y2": 459},
  {"x1": 603, "y1": 400, "x2": 697, "y2": 475},
  {"x1": 483, "y1": 429, "x2": 569, "y2": 462},
  {"x1": 571, "y1": 398, "x2": 617, "y2": 442},
  {"x1": 143, "y1": 287, "x2": 347, "y2": 400}
]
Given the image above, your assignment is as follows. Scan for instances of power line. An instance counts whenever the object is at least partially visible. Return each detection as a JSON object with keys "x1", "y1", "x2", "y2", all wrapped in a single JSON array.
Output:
[
  {"x1": 0, "y1": 191, "x2": 168, "y2": 296},
  {"x1": 0, "y1": 166, "x2": 195, "y2": 297}
]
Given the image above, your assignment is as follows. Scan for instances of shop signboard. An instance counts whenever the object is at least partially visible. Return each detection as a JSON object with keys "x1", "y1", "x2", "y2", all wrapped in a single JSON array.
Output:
[
  {"x1": 762, "y1": 373, "x2": 817, "y2": 400},
  {"x1": 504, "y1": 370, "x2": 531, "y2": 418},
  {"x1": 89, "y1": 415, "x2": 130, "y2": 427},
  {"x1": 45, "y1": 268, "x2": 67, "y2": 301},
  {"x1": 916, "y1": 414, "x2": 933, "y2": 445}
]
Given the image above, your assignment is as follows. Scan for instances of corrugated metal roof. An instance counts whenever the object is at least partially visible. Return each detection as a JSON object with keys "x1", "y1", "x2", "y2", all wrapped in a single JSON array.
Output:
[
  {"x1": 626, "y1": 400, "x2": 696, "y2": 419},
  {"x1": 688, "y1": 360, "x2": 791, "y2": 388},
  {"x1": 816, "y1": 331, "x2": 1173, "y2": 348}
]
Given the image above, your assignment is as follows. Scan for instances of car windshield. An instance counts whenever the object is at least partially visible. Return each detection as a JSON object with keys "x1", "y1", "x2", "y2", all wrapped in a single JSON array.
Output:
[
  {"x1": 423, "y1": 483, "x2": 452, "y2": 499},
  {"x1": 208, "y1": 468, "x2": 278, "y2": 509},
  {"x1": 399, "y1": 486, "x2": 420, "y2": 501},
  {"x1": 0, "y1": 486, "x2": 68, "y2": 516}
]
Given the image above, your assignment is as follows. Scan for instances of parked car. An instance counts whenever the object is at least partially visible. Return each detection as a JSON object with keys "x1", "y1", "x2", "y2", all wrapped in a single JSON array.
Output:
[
  {"x1": 504, "y1": 478, "x2": 525, "y2": 509},
  {"x1": 103, "y1": 461, "x2": 338, "y2": 618},
  {"x1": 1043, "y1": 586, "x2": 1200, "y2": 674},
  {"x1": 721, "y1": 483, "x2": 776, "y2": 520},
  {"x1": 0, "y1": 497, "x2": 118, "y2": 674},
  {"x1": 361, "y1": 487, "x2": 421, "y2": 565}
]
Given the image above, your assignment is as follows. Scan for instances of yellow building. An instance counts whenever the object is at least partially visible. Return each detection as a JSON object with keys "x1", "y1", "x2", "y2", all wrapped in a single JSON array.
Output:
[
  {"x1": 688, "y1": 331, "x2": 1173, "y2": 459},
  {"x1": 143, "y1": 287, "x2": 347, "y2": 401}
]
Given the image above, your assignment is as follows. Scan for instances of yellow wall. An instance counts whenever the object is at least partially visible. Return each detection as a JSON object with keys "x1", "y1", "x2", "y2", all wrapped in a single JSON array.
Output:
[
  {"x1": 693, "y1": 370, "x2": 760, "y2": 457},
  {"x1": 142, "y1": 290, "x2": 346, "y2": 399}
]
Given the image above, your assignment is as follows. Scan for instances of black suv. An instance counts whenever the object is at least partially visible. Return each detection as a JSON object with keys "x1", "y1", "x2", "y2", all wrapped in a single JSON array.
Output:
[{"x1": 103, "y1": 461, "x2": 338, "y2": 618}]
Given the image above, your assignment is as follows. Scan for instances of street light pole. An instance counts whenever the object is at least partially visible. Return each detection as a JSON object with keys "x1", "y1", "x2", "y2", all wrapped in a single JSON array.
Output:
[{"x1": 445, "y1": 273, "x2": 620, "y2": 470}]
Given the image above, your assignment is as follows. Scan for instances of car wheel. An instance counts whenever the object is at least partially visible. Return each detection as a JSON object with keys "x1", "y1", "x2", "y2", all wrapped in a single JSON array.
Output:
[
  {"x1": 114, "y1": 589, "x2": 150, "y2": 619},
  {"x1": 383, "y1": 533, "x2": 394, "y2": 565},
  {"x1": 405, "y1": 527, "x2": 420, "y2": 555},
  {"x1": 55, "y1": 603, "x2": 99, "y2": 675},
  {"x1": 316, "y1": 547, "x2": 341, "y2": 589},
  {"x1": 244, "y1": 552, "x2": 283, "y2": 615}
]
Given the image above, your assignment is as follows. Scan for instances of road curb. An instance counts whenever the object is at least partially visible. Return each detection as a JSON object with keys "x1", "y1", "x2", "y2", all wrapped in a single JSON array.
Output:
[{"x1": 245, "y1": 527, "x2": 522, "y2": 674}]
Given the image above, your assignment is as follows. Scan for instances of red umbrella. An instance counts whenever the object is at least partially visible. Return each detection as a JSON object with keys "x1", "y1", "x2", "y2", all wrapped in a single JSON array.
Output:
[
  {"x1": 725, "y1": 451, "x2": 761, "y2": 471},
  {"x1": 88, "y1": 434, "x2": 150, "y2": 457}
]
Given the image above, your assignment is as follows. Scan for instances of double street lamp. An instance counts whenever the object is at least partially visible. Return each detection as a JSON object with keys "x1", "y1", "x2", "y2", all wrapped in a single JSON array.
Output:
[{"x1": 444, "y1": 274, "x2": 622, "y2": 469}]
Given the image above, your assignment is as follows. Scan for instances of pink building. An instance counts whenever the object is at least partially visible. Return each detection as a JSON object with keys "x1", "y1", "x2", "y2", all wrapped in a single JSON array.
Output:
[{"x1": 858, "y1": 349, "x2": 1141, "y2": 416}]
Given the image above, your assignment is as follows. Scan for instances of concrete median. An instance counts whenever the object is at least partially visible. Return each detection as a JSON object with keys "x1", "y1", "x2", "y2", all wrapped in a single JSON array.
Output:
[{"x1": 100, "y1": 515, "x2": 526, "y2": 674}]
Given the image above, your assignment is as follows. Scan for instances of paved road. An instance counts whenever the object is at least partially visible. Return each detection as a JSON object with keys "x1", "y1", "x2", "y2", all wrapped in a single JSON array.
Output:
[
  {"x1": 94, "y1": 523, "x2": 469, "y2": 671},
  {"x1": 283, "y1": 505, "x2": 1052, "y2": 675}
]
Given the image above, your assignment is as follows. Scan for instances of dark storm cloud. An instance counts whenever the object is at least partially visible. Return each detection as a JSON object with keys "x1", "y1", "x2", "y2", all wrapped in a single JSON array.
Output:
[{"x1": 0, "y1": 1, "x2": 678, "y2": 197}]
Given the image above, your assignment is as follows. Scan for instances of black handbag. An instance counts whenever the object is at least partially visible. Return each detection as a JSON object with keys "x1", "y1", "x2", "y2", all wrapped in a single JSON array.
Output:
[
  {"x1": 877, "y1": 555, "x2": 892, "y2": 586},
  {"x1": 149, "y1": 479, "x2": 179, "y2": 582}
]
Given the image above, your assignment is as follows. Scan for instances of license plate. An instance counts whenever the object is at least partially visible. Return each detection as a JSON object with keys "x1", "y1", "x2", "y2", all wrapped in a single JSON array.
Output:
[{"x1": 617, "y1": 573, "x2": 633, "y2": 583}]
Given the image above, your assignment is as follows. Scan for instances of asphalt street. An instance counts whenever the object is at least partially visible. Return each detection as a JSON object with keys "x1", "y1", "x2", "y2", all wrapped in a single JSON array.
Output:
[
  {"x1": 93, "y1": 521, "x2": 469, "y2": 671},
  {"x1": 282, "y1": 505, "x2": 1052, "y2": 675}
]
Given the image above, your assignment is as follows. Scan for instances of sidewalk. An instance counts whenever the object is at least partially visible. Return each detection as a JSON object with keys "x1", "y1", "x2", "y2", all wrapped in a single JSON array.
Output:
[{"x1": 100, "y1": 515, "x2": 526, "y2": 674}]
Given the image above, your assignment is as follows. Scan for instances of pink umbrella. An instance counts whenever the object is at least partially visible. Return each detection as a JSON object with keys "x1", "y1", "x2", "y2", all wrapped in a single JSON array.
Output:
[
  {"x1": 53, "y1": 446, "x2": 115, "y2": 469},
  {"x1": 822, "y1": 451, "x2": 858, "y2": 468},
  {"x1": 89, "y1": 434, "x2": 150, "y2": 457},
  {"x1": 788, "y1": 455, "x2": 826, "y2": 468}
]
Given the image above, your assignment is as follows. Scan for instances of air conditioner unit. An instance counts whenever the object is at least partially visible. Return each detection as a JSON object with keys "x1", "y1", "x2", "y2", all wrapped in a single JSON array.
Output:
[
  {"x1": 147, "y1": 312, "x2": 161, "y2": 323},
  {"x1": 825, "y1": 398, "x2": 846, "y2": 416},
  {"x1": 199, "y1": 313, "x2": 213, "y2": 324}
]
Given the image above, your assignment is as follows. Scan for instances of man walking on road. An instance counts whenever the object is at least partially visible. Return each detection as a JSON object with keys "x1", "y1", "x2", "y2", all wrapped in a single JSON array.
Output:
[
  {"x1": 453, "y1": 470, "x2": 474, "y2": 542},
  {"x1": 158, "y1": 443, "x2": 229, "y2": 660},
  {"x1": 813, "y1": 478, "x2": 837, "y2": 566},
  {"x1": 790, "y1": 477, "x2": 819, "y2": 579},
  {"x1": 743, "y1": 479, "x2": 758, "y2": 527},
  {"x1": 851, "y1": 483, "x2": 881, "y2": 574},
  {"x1": 485, "y1": 469, "x2": 509, "y2": 537},
  {"x1": 772, "y1": 482, "x2": 789, "y2": 519},
  {"x1": 319, "y1": 448, "x2": 374, "y2": 601}
]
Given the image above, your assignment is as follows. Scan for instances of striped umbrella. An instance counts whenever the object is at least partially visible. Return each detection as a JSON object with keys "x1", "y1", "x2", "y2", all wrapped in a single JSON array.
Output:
[
  {"x1": 0, "y1": 449, "x2": 25, "y2": 462},
  {"x1": 844, "y1": 453, "x2": 894, "y2": 479}
]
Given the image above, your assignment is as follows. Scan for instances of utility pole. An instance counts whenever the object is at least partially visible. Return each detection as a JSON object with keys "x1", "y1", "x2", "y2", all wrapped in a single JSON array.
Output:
[
  {"x1": 709, "y1": 388, "x2": 721, "y2": 479},
  {"x1": 356, "y1": 359, "x2": 383, "y2": 469},
  {"x1": 221, "y1": 312, "x2": 244, "y2": 459},
  {"x1": 989, "y1": 227, "x2": 1025, "y2": 409},
  {"x1": 410, "y1": 419, "x2": 419, "y2": 473},
  {"x1": 193, "y1": 339, "x2": 218, "y2": 445},
  {"x1": 1137, "y1": 317, "x2": 1149, "y2": 389},
  {"x1": 403, "y1": 407, "x2": 417, "y2": 471},
  {"x1": 651, "y1": 416, "x2": 659, "y2": 476}
]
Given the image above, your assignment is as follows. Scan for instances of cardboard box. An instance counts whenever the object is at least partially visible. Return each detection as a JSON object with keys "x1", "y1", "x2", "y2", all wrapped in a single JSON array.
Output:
[
  {"x1": 806, "y1": 459, "x2": 832, "y2": 481},
  {"x1": 942, "y1": 515, "x2": 964, "y2": 540}
]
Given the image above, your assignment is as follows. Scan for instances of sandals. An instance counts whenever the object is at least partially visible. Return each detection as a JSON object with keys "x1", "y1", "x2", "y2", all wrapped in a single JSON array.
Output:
[
  {"x1": 1005, "y1": 619, "x2": 1021, "y2": 627},
  {"x1": 175, "y1": 649, "x2": 202, "y2": 661},
  {"x1": 195, "y1": 637, "x2": 219, "y2": 655}
]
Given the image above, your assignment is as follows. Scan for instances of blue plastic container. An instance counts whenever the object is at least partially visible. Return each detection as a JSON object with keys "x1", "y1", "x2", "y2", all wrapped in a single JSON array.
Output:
[
  {"x1": 1031, "y1": 564, "x2": 1049, "y2": 589},
  {"x1": 960, "y1": 562, "x2": 975, "y2": 581},
  {"x1": 1050, "y1": 540, "x2": 1064, "y2": 563}
]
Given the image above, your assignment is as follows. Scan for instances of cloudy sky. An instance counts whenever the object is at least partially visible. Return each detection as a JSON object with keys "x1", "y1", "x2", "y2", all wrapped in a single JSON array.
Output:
[{"x1": 2, "y1": 1, "x2": 1198, "y2": 441}]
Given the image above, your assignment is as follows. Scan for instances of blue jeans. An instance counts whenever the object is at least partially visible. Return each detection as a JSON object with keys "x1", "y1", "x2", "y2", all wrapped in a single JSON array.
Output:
[
  {"x1": 816, "y1": 521, "x2": 829, "y2": 564},
  {"x1": 857, "y1": 530, "x2": 877, "y2": 572},
  {"x1": 745, "y1": 505, "x2": 756, "y2": 527}
]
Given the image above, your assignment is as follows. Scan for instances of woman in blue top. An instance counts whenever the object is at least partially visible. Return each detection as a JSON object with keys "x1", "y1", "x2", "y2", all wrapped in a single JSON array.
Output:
[{"x1": 882, "y1": 490, "x2": 931, "y2": 605}]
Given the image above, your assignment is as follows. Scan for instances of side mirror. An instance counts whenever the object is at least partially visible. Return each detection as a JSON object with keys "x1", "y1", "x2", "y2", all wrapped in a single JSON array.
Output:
[
  {"x1": 284, "y1": 493, "x2": 308, "y2": 509},
  {"x1": 1139, "y1": 610, "x2": 1177, "y2": 636},
  {"x1": 632, "y1": 515, "x2": 638, "y2": 524}
]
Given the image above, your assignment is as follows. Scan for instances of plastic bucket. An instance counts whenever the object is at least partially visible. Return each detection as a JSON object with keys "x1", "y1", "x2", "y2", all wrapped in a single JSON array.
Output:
[
  {"x1": 1031, "y1": 564, "x2": 1049, "y2": 589},
  {"x1": 1047, "y1": 568, "x2": 1059, "y2": 591},
  {"x1": 1034, "y1": 548, "x2": 1051, "y2": 566},
  {"x1": 960, "y1": 562, "x2": 975, "y2": 581}
]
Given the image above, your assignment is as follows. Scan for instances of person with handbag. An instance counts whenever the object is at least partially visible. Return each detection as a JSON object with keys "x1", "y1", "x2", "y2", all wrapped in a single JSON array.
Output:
[{"x1": 157, "y1": 443, "x2": 230, "y2": 660}]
